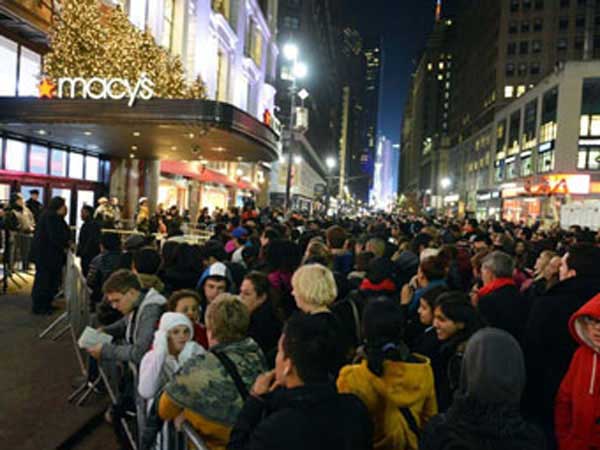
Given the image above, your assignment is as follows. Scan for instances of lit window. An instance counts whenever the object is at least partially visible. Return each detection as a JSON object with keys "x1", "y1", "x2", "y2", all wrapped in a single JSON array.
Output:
[
  {"x1": 516, "y1": 85, "x2": 526, "y2": 97},
  {"x1": 18, "y1": 47, "x2": 41, "y2": 97},
  {"x1": 427, "y1": 63, "x2": 433, "y2": 71},
  {"x1": 591, "y1": 115, "x2": 600, "y2": 136},
  {"x1": 578, "y1": 149, "x2": 588, "y2": 169},
  {"x1": 437, "y1": 74, "x2": 443, "y2": 80},
  {"x1": 581, "y1": 115, "x2": 590, "y2": 136},
  {"x1": 439, "y1": 62, "x2": 445, "y2": 70},
  {"x1": 5, "y1": 139, "x2": 26, "y2": 171},
  {"x1": 29, "y1": 145, "x2": 48, "y2": 174},
  {"x1": 69, "y1": 152, "x2": 84, "y2": 179},
  {"x1": 505, "y1": 85, "x2": 515, "y2": 98},
  {"x1": 161, "y1": 0, "x2": 175, "y2": 50},
  {"x1": 129, "y1": 0, "x2": 148, "y2": 30},
  {"x1": 0, "y1": 35, "x2": 18, "y2": 96},
  {"x1": 51, "y1": 149, "x2": 68, "y2": 177},
  {"x1": 85, "y1": 155, "x2": 100, "y2": 181}
]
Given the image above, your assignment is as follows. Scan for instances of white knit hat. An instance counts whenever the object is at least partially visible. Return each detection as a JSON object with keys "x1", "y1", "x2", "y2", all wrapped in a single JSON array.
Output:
[{"x1": 158, "y1": 312, "x2": 194, "y2": 338}]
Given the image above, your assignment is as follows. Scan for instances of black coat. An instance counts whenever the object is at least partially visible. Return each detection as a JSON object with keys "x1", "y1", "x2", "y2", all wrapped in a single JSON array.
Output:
[
  {"x1": 76, "y1": 219, "x2": 101, "y2": 274},
  {"x1": 420, "y1": 396, "x2": 545, "y2": 450},
  {"x1": 30, "y1": 210, "x2": 70, "y2": 269},
  {"x1": 86, "y1": 250, "x2": 123, "y2": 304},
  {"x1": 227, "y1": 384, "x2": 373, "y2": 450},
  {"x1": 478, "y1": 284, "x2": 526, "y2": 341},
  {"x1": 248, "y1": 299, "x2": 283, "y2": 365},
  {"x1": 25, "y1": 198, "x2": 42, "y2": 223},
  {"x1": 523, "y1": 276, "x2": 600, "y2": 423}
]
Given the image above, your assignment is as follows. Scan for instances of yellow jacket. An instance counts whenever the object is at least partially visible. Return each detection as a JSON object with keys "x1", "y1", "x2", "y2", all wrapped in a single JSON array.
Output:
[{"x1": 337, "y1": 355, "x2": 437, "y2": 450}]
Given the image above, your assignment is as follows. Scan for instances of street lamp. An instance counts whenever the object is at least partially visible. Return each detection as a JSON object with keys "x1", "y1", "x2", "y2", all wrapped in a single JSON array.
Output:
[
  {"x1": 440, "y1": 177, "x2": 452, "y2": 190},
  {"x1": 283, "y1": 44, "x2": 308, "y2": 213},
  {"x1": 293, "y1": 155, "x2": 303, "y2": 165},
  {"x1": 325, "y1": 156, "x2": 337, "y2": 215}
]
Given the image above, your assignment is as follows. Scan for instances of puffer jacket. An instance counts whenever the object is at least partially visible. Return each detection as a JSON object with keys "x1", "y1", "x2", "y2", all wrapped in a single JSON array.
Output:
[
  {"x1": 555, "y1": 293, "x2": 600, "y2": 450},
  {"x1": 159, "y1": 338, "x2": 266, "y2": 450},
  {"x1": 337, "y1": 356, "x2": 437, "y2": 450}
]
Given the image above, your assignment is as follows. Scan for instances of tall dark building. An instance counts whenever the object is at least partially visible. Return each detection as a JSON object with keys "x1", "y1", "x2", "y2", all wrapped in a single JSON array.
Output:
[
  {"x1": 400, "y1": 15, "x2": 455, "y2": 199},
  {"x1": 353, "y1": 35, "x2": 383, "y2": 203}
]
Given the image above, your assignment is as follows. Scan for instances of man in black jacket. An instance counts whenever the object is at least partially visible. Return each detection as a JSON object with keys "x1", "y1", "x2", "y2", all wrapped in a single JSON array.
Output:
[
  {"x1": 30, "y1": 196, "x2": 71, "y2": 315},
  {"x1": 87, "y1": 232, "x2": 123, "y2": 308},
  {"x1": 25, "y1": 189, "x2": 42, "y2": 224},
  {"x1": 477, "y1": 251, "x2": 526, "y2": 341},
  {"x1": 227, "y1": 313, "x2": 373, "y2": 450},
  {"x1": 524, "y1": 243, "x2": 600, "y2": 449},
  {"x1": 76, "y1": 205, "x2": 101, "y2": 277}
]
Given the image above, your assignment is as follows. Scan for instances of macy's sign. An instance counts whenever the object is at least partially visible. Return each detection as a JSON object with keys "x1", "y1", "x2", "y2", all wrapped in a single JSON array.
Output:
[{"x1": 39, "y1": 73, "x2": 155, "y2": 107}]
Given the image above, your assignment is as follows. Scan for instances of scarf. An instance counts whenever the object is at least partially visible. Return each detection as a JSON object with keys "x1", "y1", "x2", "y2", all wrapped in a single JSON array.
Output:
[
  {"x1": 478, "y1": 278, "x2": 515, "y2": 298},
  {"x1": 360, "y1": 278, "x2": 397, "y2": 293}
]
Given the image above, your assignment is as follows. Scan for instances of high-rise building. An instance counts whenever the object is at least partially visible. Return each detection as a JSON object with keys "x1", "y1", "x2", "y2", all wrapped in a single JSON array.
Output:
[
  {"x1": 348, "y1": 35, "x2": 382, "y2": 203},
  {"x1": 400, "y1": 0, "x2": 600, "y2": 213},
  {"x1": 399, "y1": 13, "x2": 454, "y2": 206},
  {"x1": 371, "y1": 136, "x2": 399, "y2": 210},
  {"x1": 271, "y1": 0, "x2": 346, "y2": 210}
]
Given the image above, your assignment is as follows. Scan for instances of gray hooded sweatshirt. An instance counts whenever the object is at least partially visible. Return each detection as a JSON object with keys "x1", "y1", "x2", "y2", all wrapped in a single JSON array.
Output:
[{"x1": 101, "y1": 288, "x2": 167, "y2": 365}]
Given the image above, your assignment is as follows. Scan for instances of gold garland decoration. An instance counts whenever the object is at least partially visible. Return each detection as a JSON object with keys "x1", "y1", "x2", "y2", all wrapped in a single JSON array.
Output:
[{"x1": 44, "y1": 0, "x2": 206, "y2": 99}]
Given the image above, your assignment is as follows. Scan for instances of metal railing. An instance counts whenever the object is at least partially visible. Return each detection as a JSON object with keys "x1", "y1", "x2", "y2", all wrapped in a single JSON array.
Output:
[{"x1": 39, "y1": 251, "x2": 209, "y2": 450}]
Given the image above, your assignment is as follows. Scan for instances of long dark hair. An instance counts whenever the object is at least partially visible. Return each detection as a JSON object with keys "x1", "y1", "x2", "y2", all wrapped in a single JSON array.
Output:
[{"x1": 362, "y1": 298, "x2": 411, "y2": 377}]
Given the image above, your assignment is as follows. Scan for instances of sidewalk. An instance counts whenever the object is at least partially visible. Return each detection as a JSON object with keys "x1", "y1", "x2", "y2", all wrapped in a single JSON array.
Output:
[{"x1": 0, "y1": 277, "x2": 117, "y2": 450}]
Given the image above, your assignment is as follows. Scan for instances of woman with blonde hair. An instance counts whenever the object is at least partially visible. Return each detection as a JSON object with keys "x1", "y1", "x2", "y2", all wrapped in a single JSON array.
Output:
[{"x1": 291, "y1": 263, "x2": 346, "y2": 376}]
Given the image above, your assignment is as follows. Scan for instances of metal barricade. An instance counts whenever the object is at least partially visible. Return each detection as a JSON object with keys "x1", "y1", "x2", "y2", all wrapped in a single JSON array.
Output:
[{"x1": 39, "y1": 250, "x2": 210, "y2": 450}]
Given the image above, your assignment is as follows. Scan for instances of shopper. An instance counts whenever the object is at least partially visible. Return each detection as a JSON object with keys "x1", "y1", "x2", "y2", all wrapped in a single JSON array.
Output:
[
  {"x1": 227, "y1": 313, "x2": 373, "y2": 450},
  {"x1": 30, "y1": 196, "x2": 70, "y2": 315},
  {"x1": 25, "y1": 189, "x2": 42, "y2": 223},
  {"x1": 77, "y1": 205, "x2": 101, "y2": 277},
  {"x1": 337, "y1": 299, "x2": 437, "y2": 450},
  {"x1": 167, "y1": 289, "x2": 208, "y2": 349}
]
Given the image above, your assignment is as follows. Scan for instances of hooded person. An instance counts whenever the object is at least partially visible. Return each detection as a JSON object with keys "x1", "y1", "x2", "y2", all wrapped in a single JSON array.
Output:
[
  {"x1": 337, "y1": 299, "x2": 437, "y2": 450},
  {"x1": 420, "y1": 328, "x2": 545, "y2": 450},
  {"x1": 195, "y1": 262, "x2": 234, "y2": 322},
  {"x1": 555, "y1": 293, "x2": 600, "y2": 450},
  {"x1": 138, "y1": 312, "x2": 205, "y2": 403}
]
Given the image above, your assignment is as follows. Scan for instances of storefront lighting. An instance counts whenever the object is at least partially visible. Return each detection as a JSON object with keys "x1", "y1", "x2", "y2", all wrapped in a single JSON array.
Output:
[
  {"x1": 133, "y1": 131, "x2": 141, "y2": 137},
  {"x1": 131, "y1": 145, "x2": 138, "y2": 150},
  {"x1": 211, "y1": 147, "x2": 226, "y2": 152},
  {"x1": 236, "y1": 168, "x2": 244, "y2": 177},
  {"x1": 237, "y1": 156, "x2": 243, "y2": 161},
  {"x1": 188, "y1": 133, "x2": 195, "y2": 139},
  {"x1": 171, "y1": 146, "x2": 177, "y2": 151},
  {"x1": 84, "y1": 131, "x2": 92, "y2": 136},
  {"x1": 129, "y1": 153, "x2": 135, "y2": 159}
]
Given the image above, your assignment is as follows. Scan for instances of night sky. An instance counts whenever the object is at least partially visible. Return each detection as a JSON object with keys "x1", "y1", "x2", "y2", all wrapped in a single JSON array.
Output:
[{"x1": 347, "y1": 0, "x2": 436, "y2": 144}]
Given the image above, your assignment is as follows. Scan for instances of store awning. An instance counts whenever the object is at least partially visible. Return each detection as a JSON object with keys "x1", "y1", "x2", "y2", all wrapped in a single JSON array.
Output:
[
  {"x1": 160, "y1": 160, "x2": 235, "y2": 187},
  {"x1": 0, "y1": 98, "x2": 280, "y2": 163},
  {"x1": 237, "y1": 179, "x2": 259, "y2": 192}
]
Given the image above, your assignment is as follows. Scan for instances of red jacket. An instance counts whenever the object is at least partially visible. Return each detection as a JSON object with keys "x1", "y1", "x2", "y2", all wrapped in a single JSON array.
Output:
[{"x1": 555, "y1": 293, "x2": 600, "y2": 450}]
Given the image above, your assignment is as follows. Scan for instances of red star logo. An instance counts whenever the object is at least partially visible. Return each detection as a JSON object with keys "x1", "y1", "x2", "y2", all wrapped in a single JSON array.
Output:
[{"x1": 38, "y1": 78, "x2": 56, "y2": 99}]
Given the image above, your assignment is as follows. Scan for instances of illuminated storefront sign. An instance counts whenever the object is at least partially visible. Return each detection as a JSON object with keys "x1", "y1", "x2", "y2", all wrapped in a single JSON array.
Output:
[{"x1": 39, "y1": 73, "x2": 155, "y2": 107}]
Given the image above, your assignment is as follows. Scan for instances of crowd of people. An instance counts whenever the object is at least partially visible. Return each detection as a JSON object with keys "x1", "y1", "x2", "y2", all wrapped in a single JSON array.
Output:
[{"x1": 27, "y1": 195, "x2": 600, "y2": 449}]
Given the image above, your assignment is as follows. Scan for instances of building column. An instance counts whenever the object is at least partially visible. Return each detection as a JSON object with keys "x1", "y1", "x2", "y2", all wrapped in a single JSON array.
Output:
[
  {"x1": 189, "y1": 180, "x2": 200, "y2": 223},
  {"x1": 109, "y1": 157, "x2": 127, "y2": 202},
  {"x1": 126, "y1": 159, "x2": 141, "y2": 220},
  {"x1": 143, "y1": 159, "x2": 161, "y2": 212}
]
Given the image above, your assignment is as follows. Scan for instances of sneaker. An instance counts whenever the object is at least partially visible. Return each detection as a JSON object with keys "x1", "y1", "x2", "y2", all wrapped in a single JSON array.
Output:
[{"x1": 104, "y1": 407, "x2": 113, "y2": 424}]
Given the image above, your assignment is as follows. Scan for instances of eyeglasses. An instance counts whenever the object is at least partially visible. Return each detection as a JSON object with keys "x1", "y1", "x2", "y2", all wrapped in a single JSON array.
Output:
[{"x1": 582, "y1": 316, "x2": 600, "y2": 327}]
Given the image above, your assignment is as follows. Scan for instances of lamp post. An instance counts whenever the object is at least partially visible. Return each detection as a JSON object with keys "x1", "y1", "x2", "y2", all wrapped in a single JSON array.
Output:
[
  {"x1": 283, "y1": 43, "x2": 307, "y2": 213},
  {"x1": 325, "y1": 156, "x2": 336, "y2": 215}
]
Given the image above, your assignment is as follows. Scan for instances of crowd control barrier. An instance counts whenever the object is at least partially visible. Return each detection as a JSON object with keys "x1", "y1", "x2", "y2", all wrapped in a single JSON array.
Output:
[{"x1": 38, "y1": 251, "x2": 210, "y2": 450}]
